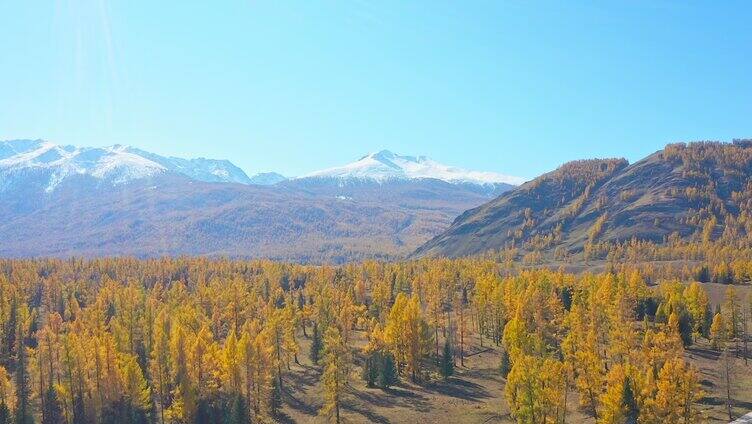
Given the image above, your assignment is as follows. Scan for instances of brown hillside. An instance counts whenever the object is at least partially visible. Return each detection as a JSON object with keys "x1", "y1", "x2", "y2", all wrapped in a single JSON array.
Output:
[
  {"x1": 0, "y1": 175, "x2": 505, "y2": 263},
  {"x1": 414, "y1": 140, "x2": 752, "y2": 259}
]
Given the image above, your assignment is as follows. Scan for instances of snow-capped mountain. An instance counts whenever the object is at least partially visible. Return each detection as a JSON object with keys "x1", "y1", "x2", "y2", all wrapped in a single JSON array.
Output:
[
  {"x1": 0, "y1": 141, "x2": 521, "y2": 261},
  {"x1": 125, "y1": 147, "x2": 253, "y2": 184},
  {"x1": 0, "y1": 139, "x2": 254, "y2": 192},
  {"x1": 1, "y1": 141, "x2": 522, "y2": 195},
  {"x1": 300, "y1": 150, "x2": 525, "y2": 187}
]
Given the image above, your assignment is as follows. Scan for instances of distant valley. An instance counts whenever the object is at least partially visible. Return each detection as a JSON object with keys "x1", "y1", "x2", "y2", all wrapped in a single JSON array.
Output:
[{"x1": 0, "y1": 139, "x2": 518, "y2": 262}]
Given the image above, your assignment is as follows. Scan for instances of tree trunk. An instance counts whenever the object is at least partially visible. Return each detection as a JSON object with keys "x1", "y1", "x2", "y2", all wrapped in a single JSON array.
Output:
[{"x1": 723, "y1": 348, "x2": 733, "y2": 421}]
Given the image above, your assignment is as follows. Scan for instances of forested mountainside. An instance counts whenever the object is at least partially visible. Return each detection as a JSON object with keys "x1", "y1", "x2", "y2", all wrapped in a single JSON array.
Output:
[{"x1": 415, "y1": 140, "x2": 752, "y2": 261}]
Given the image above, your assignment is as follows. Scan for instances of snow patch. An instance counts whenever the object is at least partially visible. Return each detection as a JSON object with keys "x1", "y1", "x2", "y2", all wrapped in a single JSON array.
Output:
[{"x1": 300, "y1": 150, "x2": 525, "y2": 186}]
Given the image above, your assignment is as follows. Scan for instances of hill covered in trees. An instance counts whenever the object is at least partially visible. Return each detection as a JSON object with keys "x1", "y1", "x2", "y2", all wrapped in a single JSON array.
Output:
[{"x1": 415, "y1": 140, "x2": 752, "y2": 261}]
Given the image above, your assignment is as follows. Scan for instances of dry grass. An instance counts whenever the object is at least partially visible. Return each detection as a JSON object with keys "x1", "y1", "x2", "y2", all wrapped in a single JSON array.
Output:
[
  {"x1": 274, "y1": 324, "x2": 751, "y2": 423},
  {"x1": 686, "y1": 339, "x2": 752, "y2": 423}
]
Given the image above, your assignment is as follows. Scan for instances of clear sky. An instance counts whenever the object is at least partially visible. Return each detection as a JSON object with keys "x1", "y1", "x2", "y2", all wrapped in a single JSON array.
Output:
[{"x1": 1, "y1": 1, "x2": 750, "y2": 179}]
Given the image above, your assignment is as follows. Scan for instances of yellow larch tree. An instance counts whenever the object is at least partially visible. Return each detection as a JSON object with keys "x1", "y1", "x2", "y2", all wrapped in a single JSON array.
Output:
[
  {"x1": 383, "y1": 293, "x2": 432, "y2": 382},
  {"x1": 321, "y1": 326, "x2": 350, "y2": 424}
]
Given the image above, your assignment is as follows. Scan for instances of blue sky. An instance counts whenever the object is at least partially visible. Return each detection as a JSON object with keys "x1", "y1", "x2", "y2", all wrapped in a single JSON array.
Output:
[{"x1": 1, "y1": 1, "x2": 750, "y2": 179}]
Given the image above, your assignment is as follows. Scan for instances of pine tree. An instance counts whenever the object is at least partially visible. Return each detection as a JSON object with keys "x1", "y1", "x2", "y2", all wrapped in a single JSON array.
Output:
[
  {"x1": 622, "y1": 377, "x2": 638, "y2": 424},
  {"x1": 378, "y1": 353, "x2": 398, "y2": 389},
  {"x1": 102, "y1": 398, "x2": 150, "y2": 424},
  {"x1": 42, "y1": 385, "x2": 65, "y2": 424},
  {"x1": 269, "y1": 373, "x2": 282, "y2": 417},
  {"x1": 678, "y1": 312, "x2": 694, "y2": 347},
  {"x1": 702, "y1": 304, "x2": 713, "y2": 338},
  {"x1": 224, "y1": 393, "x2": 249, "y2": 424},
  {"x1": 499, "y1": 348, "x2": 511, "y2": 378},
  {"x1": 309, "y1": 323, "x2": 322, "y2": 365},
  {"x1": 440, "y1": 339, "x2": 454, "y2": 379},
  {"x1": 695, "y1": 265, "x2": 710, "y2": 283},
  {"x1": 362, "y1": 351, "x2": 380, "y2": 388}
]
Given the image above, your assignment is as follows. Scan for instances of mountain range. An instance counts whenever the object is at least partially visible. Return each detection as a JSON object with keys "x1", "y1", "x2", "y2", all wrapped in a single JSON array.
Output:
[
  {"x1": 414, "y1": 140, "x2": 752, "y2": 259},
  {"x1": 11, "y1": 138, "x2": 748, "y2": 264},
  {"x1": 0, "y1": 140, "x2": 518, "y2": 192},
  {"x1": 0, "y1": 139, "x2": 262, "y2": 191},
  {"x1": 0, "y1": 139, "x2": 518, "y2": 262}
]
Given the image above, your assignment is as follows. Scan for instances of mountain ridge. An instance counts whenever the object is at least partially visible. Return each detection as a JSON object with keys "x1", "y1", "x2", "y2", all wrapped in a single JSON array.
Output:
[
  {"x1": 300, "y1": 149, "x2": 524, "y2": 188},
  {"x1": 0, "y1": 139, "x2": 255, "y2": 191},
  {"x1": 0, "y1": 140, "x2": 521, "y2": 194},
  {"x1": 0, "y1": 174, "x2": 502, "y2": 262},
  {"x1": 0, "y1": 139, "x2": 519, "y2": 262},
  {"x1": 413, "y1": 140, "x2": 752, "y2": 260}
]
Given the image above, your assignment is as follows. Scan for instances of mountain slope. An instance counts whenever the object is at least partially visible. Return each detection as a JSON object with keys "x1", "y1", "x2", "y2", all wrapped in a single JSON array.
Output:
[
  {"x1": 0, "y1": 175, "x2": 497, "y2": 262},
  {"x1": 414, "y1": 140, "x2": 752, "y2": 259},
  {"x1": 248, "y1": 172, "x2": 287, "y2": 185},
  {"x1": 124, "y1": 146, "x2": 253, "y2": 184},
  {"x1": 0, "y1": 139, "x2": 521, "y2": 262}
]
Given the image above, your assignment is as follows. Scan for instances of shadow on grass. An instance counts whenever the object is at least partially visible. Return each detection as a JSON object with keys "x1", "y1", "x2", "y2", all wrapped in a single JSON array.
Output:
[
  {"x1": 700, "y1": 396, "x2": 726, "y2": 406},
  {"x1": 272, "y1": 411, "x2": 296, "y2": 424},
  {"x1": 349, "y1": 383, "x2": 431, "y2": 413},
  {"x1": 282, "y1": 365, "x2": 321, "y2": 417},
  {"x1": 425, "y1": 377, "x2": 492, "y2": 402},
  {"x1": 341, "y1": 400, "x2": 391, "y2": 424},
  {"x1": 699, "y1": 378, "x2": 715, "y2": 389},
  {"x1": 698, "y1": 396, "x2": 752, "y2": 410},
  {"x1": 687, "y1": 346, "x2": 721, "y2": 361}
]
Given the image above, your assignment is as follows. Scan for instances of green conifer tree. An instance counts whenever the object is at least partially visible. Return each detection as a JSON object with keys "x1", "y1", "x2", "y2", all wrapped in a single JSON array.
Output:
[
  {"x1": 225, "y1": 393, "x2": 249, "y2": 424},
  {"x1": 378, "y1": 353, "x2": 398, "y2": 388},
  {"x1": 270, "y1": 374, "x2": 283, "y2": 416},
  {"x1": 42, "y1": 385, "x2": 65, "y2": 424},
  {"x1": 440, "y1": 340, "x2": 454, "y2": 379},
  {"x1": 499, "y1": 348, "x2": 511, "y2": 378},
  {"x1": 309, "y1": 324, "x2": 322, "y2": 365},
  {"x1": 363, "y1": 351, "x2": 380, "y2": 388},
  {"x1": 622, "y1": 376, "x2": 638, "y2": 424}
]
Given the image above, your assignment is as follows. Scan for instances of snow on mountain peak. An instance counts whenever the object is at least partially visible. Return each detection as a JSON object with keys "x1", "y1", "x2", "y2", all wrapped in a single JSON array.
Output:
[
  {"x1": 0, "y1": 141, "x2": 522, "y2": 193},
  {"x1": 0, "y1": 139, "x2": 253, "y2": 192},
  {"x1": 302, "y1": 150, "x2": 525, "y2": 186}
]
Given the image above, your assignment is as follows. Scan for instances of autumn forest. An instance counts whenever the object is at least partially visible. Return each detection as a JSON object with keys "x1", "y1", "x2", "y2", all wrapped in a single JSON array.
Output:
[{"x1": 0, "y1": 250, "x2": 749, "y2": 424}]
